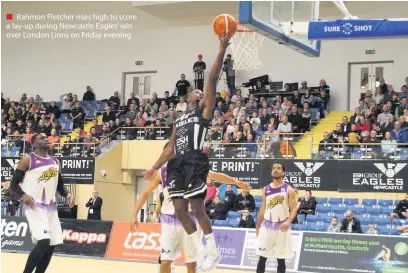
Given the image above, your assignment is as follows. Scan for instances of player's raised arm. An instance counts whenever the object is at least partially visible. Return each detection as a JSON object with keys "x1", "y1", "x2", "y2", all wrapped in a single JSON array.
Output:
[
  {"x1": 144, "y1": 126, "x2": 175, "y2": 180},
  {"x1": 130, "y1": 172, "x2": 161, "y2": 233},
  {"x1": 200, "y1": 34, "x2": 231, "y2": 120},
  {"x1": 208, "y1": 171, "x2": 250, "y2": 190},
  {"x1": 256, "y1": 189, "x2": 266, "y2": 237}
]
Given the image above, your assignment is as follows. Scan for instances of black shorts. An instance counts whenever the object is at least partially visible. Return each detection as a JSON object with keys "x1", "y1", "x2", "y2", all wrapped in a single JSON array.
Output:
[{"x1": 167, "y1": 151, "x2": 209, "y2": 199}]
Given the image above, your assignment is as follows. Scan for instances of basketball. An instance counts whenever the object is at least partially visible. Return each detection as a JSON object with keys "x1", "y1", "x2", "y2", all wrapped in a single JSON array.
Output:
[{"x1": 212, "y1": 14, "x2": 238, "y2": 38}]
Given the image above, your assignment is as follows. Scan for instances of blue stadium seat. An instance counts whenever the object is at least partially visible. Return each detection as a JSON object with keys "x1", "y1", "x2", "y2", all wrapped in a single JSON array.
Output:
[
  {"x1": 377, "y1": 226, "x2": 399, "y2": 235},
  {"x1": 321, "y1": 223, "x2": 330, "y2": 231},
  {"x1": 345, "y1": 205, "x2": 357, "y2": 212},
  {"x1": 365, "y1": 207, "x2": 380, "y2": 215},
  {"x1": 316, "y1": 205, "x2": 332, "y2": 214},
  {"x1": 227, "y1": 211, "x2": 241, "y2": 220},
  {"x1": 329, "y1": 198, "x2": 343, "y2": 205},
  {"x1": 227, "y1": 218, "x2": 240, "y2": 228},
  {"x1": 369, "y1": 216, "x2": 389, "y2": 226},
  {"x1": 353, "y1": 206, "x2": 366, "y2": 214},
  {"x1": 378, "y1": 199, "x2": 393, "y2": 207},
  {"x1": 85, "y1": 109, "x2": 97, "y2": 120},
  {"x1": 213, "y1": 220, "x2": 228, "y2": 227},
  {"x1": 379, "y1": 207, "x2": 393, "y2": 215},
  {"x1": 361, "y1": 225, "x2": 369, "y2": 233},
  {"x1": 310, "y1": 108, "x2": 320, "y2": 124},
  {"x1": 97, "y1": 101, "x2": 107, "y2": 113},
  {"x1": 319, "y1": 216, "x2": 331, "y2": 224},
  {"x1": 360, "y1": 218, "x2": 372, "y2": 225},
  {"x1": 255, "y1": 202, "x2": 262, "y2": 209},
  {"x1": 250, "y1": 211, "x2": 257, "y2": 219},
  {"x1": 344, "y1": 198, "x2": 358, "y2": 206},
  {"x1": 292, "y1": 224, "x2": 308, "y2": 231},
  {"x1": 331, "y1": 205, "x2": 345, "y2": 214},
  {"x1": 362, "y1": 199, "x2": 377, "y2": 207},
  {"x1": 305, "y1": 215, "x2": 319, "y2": 223},
  {"x1": 62, "y1": 120, "x2": 73, "y2": 133},
  {"x1": 334, "y1": 213, "x2": 344, "y2": 220},
  {"x1": 254, "y1": 195, "x2": 263, "y2": 202},
  {"x1": 308, "y1": 223, "x2": 324, "y2": 232},
  {"x1": 394, "y1": 200, "x2": 401, "y2": 206},
  {"x1": 316, "y1": 197, "x2": 328, "y2": 205},
  {"x1": 10, "y1": 146, "x2": 20, "y2": 156},
  {"x1": 353, "y1": 214, "x2": 364, "y2": 220},
  {"x1": 297, "y1": 214, "x2": 306, "y2": 224}
]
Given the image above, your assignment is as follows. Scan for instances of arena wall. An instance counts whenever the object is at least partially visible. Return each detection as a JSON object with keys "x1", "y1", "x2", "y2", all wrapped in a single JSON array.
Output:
[{"x1": 3, "y1": 2, "x2": 408, "y2": 110}]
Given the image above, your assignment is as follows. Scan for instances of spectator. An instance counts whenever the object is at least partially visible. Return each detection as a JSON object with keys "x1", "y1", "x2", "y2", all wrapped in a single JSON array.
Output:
[
  {"x1": 300, "y1": 102, "x2": 312, "y2": 130},
  {"x1": 381, "y1": 115, "x2": 394, "y2": 134},
  {"x1": 364, "y1": 130, "x2": 381, "y2": 156},
  {"x1": 377, "y1": 103, "x2": 394, "y2": 126},
  {"x1": 174, "y1": 74, "x2": 190, "y2": 97},
  {"x1": 288, "y1": 105, "x2": 303, "y2": 133},
  {"x1": 206, "y1": 196, "x2": 227, "y2": 220},
  {"x1": 391, "y1": 193, "x2": 408, "y2": 224},
  {"x1": 277, "y1": 115, "x2": 292, "y2": 133},
  {"x1": 223, "y1": 184, "x2": 236, "y2": 211},
  {"x1": 159, "y1": 102, "x2": 169, "y2": 117},
  {"x1": 125, "y1": 104, "x2": 137, "y2": 121},
  {"x1": 396, "y1": 97, "x2": 408, "y2": 119},
  {"x1": 379, "y1": 78, "x2": 388, "y2": 99},
  {"x1": 297, "y1": 190, "x2": 316, "y2": 216},
  {"x1": 175, "y1": 96, "x2": 187, "y2": 115},
  {"x1": 292, "y1": 90, "x2": 302, "y2": 108},
  {"x1": 83, "y1": 86, "x2": 95, "y2": 101},
  {"x1": 340, "y1": 116, "x2": 351, "y2": 134},
  {"x1": 327, "y1": 216, "x2": 340, "y2": 232},
  {"x1": 205, "y1": 179, "x2": 217, "y2": 208},
  {"x1": 355, "y1": 116, "x2": 371, "y2": 132},
  {"x1": 238, "y1": 208, "x2": 255, "y2": 228},
  {"x1": 365, "y1": 223, "x2": 379, "y2": 235},
  {"x1": 357, "y1": 99, "x2": 368, "y2": 114},
  {"x1": 90, "y1": 119, "x2": 102, "y2": 135},
  {"x1": 374, "y1": 87, "x2": 384, "y2": 105},
  {"x1": 399, "y1": 85, "x2": 408, "y2": 99},
  {"x1": 108, "y1": 91, "x2": 120, "y2": 110},
  {"x1": 396, "y1": 208, "x2": 408, "y2": 236},
  {"x1": 234, "y1": 188, "x2": 255, "y2": 212},
  {"x1": 340, "y1": 210, "x2": 362, "y2": 233},
  {"x1": 381, "y1": 131, "x2": 397, "y2": 158},
  {"x1": 127, "y1": 92, "x2": 140, "y2": 108},
  {"x1": 102, "y1": 106, "x2": 116, "y2": 124},
  {"x1": 301, "y1": 88, "x2": 314, "y2": 107},
  {"x1": 86, "y1": 189, "x2": 103, "y2": 220},
  {"x1": 350, "y1": 108, "x2": 362, "y2": 124},
  {"x1": 145, "y1": 98, "x2": 159, "y2": 114},
  {"x1": 233, "y1": 100, "x2": 245, "y2": 121},
  {"x1": 391, "y1": 121, "x2": 406, "y2": 143},
  {"x1": 35, "y1": 119, "x2": 49, "y2": 135},
  {"x1": 318, "y1": 132, "x2": 334, "y2": 155},
  {"x1": 61, "y1": 136, "x2": 72, "y2": 156},
  {"x1": 70, "y1": 102, "x2": 84, "y2": 129},
  {"x1": 48, "y1": 129, "x2": 60, "y2": 149}
]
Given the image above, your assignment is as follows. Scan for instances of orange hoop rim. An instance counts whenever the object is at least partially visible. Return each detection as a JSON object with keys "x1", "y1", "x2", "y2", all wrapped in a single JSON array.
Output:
[{"x1": 236, "y1": 21, "x2": 254, "y2": 33}]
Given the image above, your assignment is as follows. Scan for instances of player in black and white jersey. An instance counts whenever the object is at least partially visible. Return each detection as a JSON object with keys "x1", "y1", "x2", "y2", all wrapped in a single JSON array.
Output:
[{"x1": 144, "y1": 34, "x2": 231, "y2": 271}]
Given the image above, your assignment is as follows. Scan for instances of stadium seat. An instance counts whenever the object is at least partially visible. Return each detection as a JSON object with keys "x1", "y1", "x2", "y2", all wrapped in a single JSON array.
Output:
[
  {"x1": 319, "y1": 216, "x2": 331, "y2": 224},
  {"x1": 254, "y1": 195, "x2": 263, "y2": 202},
  {"x1": 345, "y1": 205, "x2": 357, "y2": 212},
  {"x1": 316, "y1": 205, "x2": 332, "y2": 214},
  {"x1": 369, "y1": 216, "x2": 389, "y2": 226},
  {"x1": 353, "y1": 206, "x2": 366, "y2": 214},
  {"x1": 292, "y1": 224, "x2": 307, "y2": 231},
  {"x1": 360, "y1": 218, "x2": 372, "y2": 225},
  {"x1": 321, "y1": 223, "x2": 330, "y2": 231},
  {"x1": 255, "y1": 201, "x2": 262, "y2": 209},
  {"x1": 329, "y1": 198, "x2": 343, "y2": 205},
  {"x1": 310, "y1": 108, "x2": 320, "y2": 124},
  {"x1": 394, "y1": 200, "x2": 401, "y2": 206},
  {"x1": 377, "y1": 226, "x2": 399, "y2": 235},
  {"x1": 362, "y1": 199, "x2": 377, "y2": 207},
  {"x1": 334, "y1": 213, "x2": 344, "y2": 221},
  {"x1": 308, "y1": 223, "x2": 324, "y2": 232},
  {"x1": 353, "y1": 214, "x2": 364, "y2": 220},
  {"x1": 379, "y1": 206, "x2": 393, "y2": 215},
  {"x1": 378, "y1": 199, "x2": 393, "y2": 207},
  {"x1": 62, "y1": 119, "x2": 73, "y2": 133},
  {"x1": 305, "y1": 215, "x2": 319, "y2": 223},
  {"x1": 331, "y1": 205, "x2": 345, "y2": 214},
  {"x1": 227, "y1": 211, "x2": 241, "y2": 220},
  {"x1": 365, "y1": 206, "x2": 380, "y2": 215},
  {"x1": 316, "y1": 197, "x2": 328, "y2": 205},
  {"x1": 361, "y1": 225, "x2": 369, "y2": 233},
  {"x1": 297, "y1": 214, "x2": 306, "y2": 224},
  {"x1": 344, "y1": 198, "x2": 358, "y2": 206},
  {"x1": 213, "y1": 220, "x2": 228, "y2": 227},
  {"x1": 97, "y1": 101, "x2": 107, "y2": 113},
  {"x1": 250, "y1": 211, "x2": 257, "y2": 219},
  {"x1": 227, "y1": 218, "x2": 240, "y2": 228}
]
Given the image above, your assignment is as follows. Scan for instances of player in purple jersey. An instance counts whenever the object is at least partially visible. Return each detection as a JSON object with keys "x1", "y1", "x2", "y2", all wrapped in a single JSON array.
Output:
[
  {"x1": 10, "y1": 133, "x2": 73, "y2": 273},
  {"x1": 255, "y1": 162, "x2": 297, "y2": 273}
]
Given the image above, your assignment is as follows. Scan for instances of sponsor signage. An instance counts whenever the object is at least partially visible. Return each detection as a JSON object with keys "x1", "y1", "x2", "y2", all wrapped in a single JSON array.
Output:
[
  {"x1": 1, "y1": 157, "x2": 95, "y2": 184},
  {"x1": 298, "y1": 232, "x2": 408, "y2": 273},
  {"x1": 308, "y1": 19, "x2": 408, "y2": 40},
  {"x1": 1, "y1": 217, "x2": 112, "y2": 257}
]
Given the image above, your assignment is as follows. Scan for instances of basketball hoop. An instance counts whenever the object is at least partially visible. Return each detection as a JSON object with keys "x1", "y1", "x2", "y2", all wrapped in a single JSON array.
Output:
[{"x1": 230, "y1": 22, "x2": 265, "y2": 71}]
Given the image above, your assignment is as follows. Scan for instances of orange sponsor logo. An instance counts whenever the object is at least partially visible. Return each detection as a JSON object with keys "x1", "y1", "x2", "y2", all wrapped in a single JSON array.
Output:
[{"x1": 106, "y1": 222, "x2": 186, "y2": 262}]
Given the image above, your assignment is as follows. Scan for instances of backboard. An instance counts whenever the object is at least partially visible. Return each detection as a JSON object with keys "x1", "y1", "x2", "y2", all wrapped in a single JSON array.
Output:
[{"x1": 239, "y1": 1, "x2": 321, "y2": 57}]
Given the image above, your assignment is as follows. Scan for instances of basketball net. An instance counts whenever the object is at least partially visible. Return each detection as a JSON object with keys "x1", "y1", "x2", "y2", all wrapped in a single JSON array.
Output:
[{"x1": 230, "y1": 23, "x2": 265, "y2": 71}]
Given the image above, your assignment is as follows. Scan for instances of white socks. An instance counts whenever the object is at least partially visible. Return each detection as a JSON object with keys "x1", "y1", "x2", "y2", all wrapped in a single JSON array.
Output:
[
  {"x1": 205, "y1": 233, "x2": 217, "y2": 254},
  {"x1": 189, "y1": 230, "x2": 204, "y2": 252}
]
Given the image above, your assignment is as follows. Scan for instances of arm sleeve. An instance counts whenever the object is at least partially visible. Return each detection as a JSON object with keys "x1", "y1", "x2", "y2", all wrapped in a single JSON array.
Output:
[
  {"x1": 56, "y1": 172, "x2": 68, "y2": 197},
  {"x1": 10, "y1": 169, "x2": 26, "y2": 197}
]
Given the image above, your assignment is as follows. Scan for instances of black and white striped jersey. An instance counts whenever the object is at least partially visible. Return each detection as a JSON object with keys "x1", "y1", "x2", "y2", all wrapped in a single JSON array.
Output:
[{"x1": 173, "y1": 107, "x2": 210, "y2": 155}]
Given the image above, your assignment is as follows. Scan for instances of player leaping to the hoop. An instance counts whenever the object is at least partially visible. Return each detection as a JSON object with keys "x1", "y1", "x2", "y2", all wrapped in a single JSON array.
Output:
[
  {"x1": 143, "y1": 33, "x2": 231, "y2": 271},
  {"x1": 130, "y1": 148, "x2": 249, "y2": 273}
]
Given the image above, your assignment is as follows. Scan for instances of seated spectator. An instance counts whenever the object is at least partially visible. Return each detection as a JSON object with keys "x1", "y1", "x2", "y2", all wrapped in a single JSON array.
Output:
[
  {"x1": 355, "y1": 116, "x2": 371, "y2": 132},
  {"x1": 288, "y1": 105, "x2": 304, "y2": 133},
  {"x1": 277, "y1": 115, "x2": 292, "y2": 134},
  {"x1": 35, "y1": 119, "x2": 50, "y2": 135},
  {"x1": 340, "y1": 116, "x2": 351, "y2": 134},
  {"x1": 350, "y1": 107, "x2": 362, "y2": 124},
  {"x1": 365, "y1": 223, "x2": 379, "y2": 235},
  {"x1": 318, "y1": 132, "x2": 334, "y2": 154},
  {"x1": 374, "y1": 87, "x2": 384, "y2": 105},
  {"x1": 331, "y1": 123, "x2": 346, "y2": 142},
  {"x1": 340, "y1": 210, "x2": 362, "y2": 233},
  {"x1": 125, "y1": 104, "x2": 137, "y2": 121},
  {"x1": 233, "y1": 100, "x2": 245, "y2": 120},
  {"x1": 145, "y1": 98, "x2": 159, "y2": 114},
  {"x1": 368, "y1": 101, "x2": 380, "y2": 118},
  {"x1": 245, "y1": 98, "x2": 257, "y2": 116},
  {"x1": 300, "y1": 102, "x2": 312, "y2": 130},
  {"x1": 377, "y1": 103, "x2": 394, "y2": 126},
  {"x1": 391, "y1": 120, "x2": 407, "y2": 143},
  {"x1": 250, "y1": 112, "x2": 261, "y2": 132},
  {"x1": 127, "y1": 92, "x2": 140, "y2": 108},
  {"x1": 357, "y1": 99, "x2": 368, "y2": 114},
  {"x1": 166, "y1": 110, "x2": 176, "y2": 125},
  {"x1": 292, "y1": 90, "x2": 302, "y2": 108},
  {"x1": 234, "y1": 188, "x2": 255, "y2": 212},
  {"x1": 158, "y1": 102, "x2": 169, "y2": 117},
  {"x1": 175, "y1": 96, "x2": 187, "y2": 115},
  {"x1": 381, "y1": 131, "x2": 397, "y2": 158},
  {"x1": 211, "y1": 110, "x2": 222, "y2": 126},
  {"x1": 364, "y1": 129, "x2": 381, "y2": 156},
  {"x1": 396, "y1": 97, "x2": 408, "y2": 119},
  {"x1": 223, "y1": 184, "x2": 236, "y2": 211},
  {"x1": 83, "y1": 86, "x2": 95, "y2": 101},
  {"x1": 205, "y1": 179, "x2": 217, "y2": 208},
  {"x1": 297, "y1": 190, "x2": 316, "y2": 216},
  {"x1": 301, "y1": 88, "x2": 314, "y2": 107},
  {"x1": 243, "y1": 133, "x2": 257, "y2": 157},
  {"x1": 206, "y1": 196, "x2": 227, "y2": 220},
  {"x1": 223, "y1": 104, "x2": 234, "y2": 121},
  {"x1": 371, "y1": 122, "x2": 383, "y2": 139},
  {"x1": 391, "y1": 194, "x2": 408, "y2": 224},
  {"x1": 162, "y1": 91, "x2": 172, "y2": 107},
  {"x1": 61, "y1": 135, "x2": 72, "y2": 156},
  {"x1": 70, "y1": 102, "x2": 84, "y2": 129},
  {"x1": 48, "y1": 128, "x2": 60, "y2": 149},
  {"x1": 102, "y1": 106, "x2": 116, "y2": 124},
  {"x1": 108, "y1": 91, "x2": 121, "y2": 110},
  {"x1": 396, "y1": 209, "x2": 408, "y2": 236},
  {"x1": 238, "y1": 208, "x2": 256, "y2": 228},
  {"x1": 381, "y1": 115, "x2": 394, "y2": 134},
  {"x1": 327, "y1": 216, "x2": 340, "y2": 232}
]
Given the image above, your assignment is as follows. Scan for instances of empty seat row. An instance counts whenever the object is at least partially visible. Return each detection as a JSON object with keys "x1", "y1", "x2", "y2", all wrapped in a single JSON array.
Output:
[{"x1": 316, "y1": 198, "x2": 400, "y2": 207}]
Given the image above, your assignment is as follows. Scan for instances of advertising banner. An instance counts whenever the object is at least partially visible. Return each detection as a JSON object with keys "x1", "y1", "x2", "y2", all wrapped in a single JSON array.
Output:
[
  {"x1": 56, "y1": 219, "x2": 113, "y2": 257},
  {"x1": 298, "y1": 232, "x2": 408, "y2": 273},
  {"x1": 1, "y1": 157, "x2": 95, "y2": 184},
  {"x1": 0, "y1": 217, "x2": 112, "y2": 257}
]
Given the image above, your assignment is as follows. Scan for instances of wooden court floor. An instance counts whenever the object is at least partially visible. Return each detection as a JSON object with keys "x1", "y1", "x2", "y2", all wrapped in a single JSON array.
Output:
[{"x1": 1, "y1": 253, "x2": 249, "y2": 273}]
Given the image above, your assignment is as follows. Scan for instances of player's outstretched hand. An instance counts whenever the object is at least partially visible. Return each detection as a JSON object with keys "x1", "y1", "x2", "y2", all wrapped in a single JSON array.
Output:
[
  {"x1": 280, "y1": 220, "x2": 291, "y2": 232},
  {"x1": 66, "y1": 193, "x2": 74, "y2": 208},
  {"x1": 130, "y1": 216, "x2": 139, "y2": 234},
  {"x1": 143, "y1": 168, "x2": 157, "y2": 181},
  {"x1": 219, "y1": 32, "x2": 231, "y2": 49},
  {"x1": 22, "y1": 194, "x2": 35, "y2": 209},
  {"x1": 236, "y1": 181, "x2": 250, "y2": 191}
]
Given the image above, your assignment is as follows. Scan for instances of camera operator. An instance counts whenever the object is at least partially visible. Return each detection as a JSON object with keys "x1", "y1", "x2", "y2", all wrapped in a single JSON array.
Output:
[
  {"x1": 224, "y1": 54, "x2": 236, "y2": 96},
  {"x1": 193, "y1": 54, "x2": 206, "y2": 91}
]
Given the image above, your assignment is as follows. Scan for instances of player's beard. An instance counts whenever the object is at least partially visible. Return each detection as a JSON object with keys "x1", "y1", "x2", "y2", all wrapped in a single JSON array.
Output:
[{"x1": 272, "y1": 175, "x2": 282, "y2": 180}]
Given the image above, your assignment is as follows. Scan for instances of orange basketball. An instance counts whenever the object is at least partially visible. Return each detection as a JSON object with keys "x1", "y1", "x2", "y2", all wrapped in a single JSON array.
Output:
[{"x1": 212, "y1": 14, "x2": 238, "y2": 38}]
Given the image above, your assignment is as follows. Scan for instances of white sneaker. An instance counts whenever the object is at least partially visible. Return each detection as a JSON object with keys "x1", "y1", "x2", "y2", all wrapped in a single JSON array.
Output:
[
  {"x1": 171, "y1": 262, "x2": 176, "y2": 273},
  {"x1": 195, "y1": 247, "x2": 208, "y2": 272},
  {"x1": 156, "y1": 263, "x2": 160, "y2": 273},
  {"x1": 201, "y1": 251, "x2": 221, "y2": 271}
]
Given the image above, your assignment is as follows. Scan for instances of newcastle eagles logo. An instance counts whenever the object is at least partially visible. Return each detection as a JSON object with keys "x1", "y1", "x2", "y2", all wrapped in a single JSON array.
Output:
[
  {"x1": 294, "y1": 162, "x2": 324, "y2": 176},
  {"x1": 373, "y1": 163, "x2": 407, "y2": 178}
]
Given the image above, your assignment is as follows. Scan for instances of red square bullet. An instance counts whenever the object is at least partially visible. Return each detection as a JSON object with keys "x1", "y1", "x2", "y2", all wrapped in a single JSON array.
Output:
[{"x1": 6, "y1": 14, "x2": 13, "y2": 20}]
